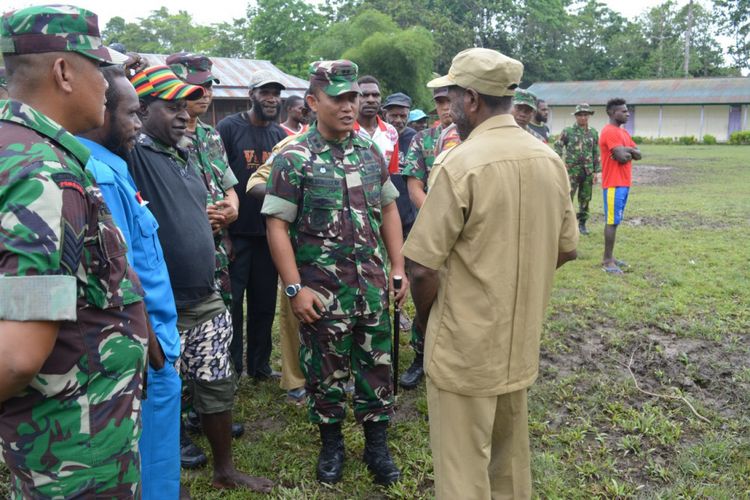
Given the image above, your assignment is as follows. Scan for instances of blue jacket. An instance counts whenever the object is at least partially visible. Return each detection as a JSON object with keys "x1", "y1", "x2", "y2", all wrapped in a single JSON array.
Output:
[{"x1": 79, "y1": 137, "x2": 180, "y2": 363}]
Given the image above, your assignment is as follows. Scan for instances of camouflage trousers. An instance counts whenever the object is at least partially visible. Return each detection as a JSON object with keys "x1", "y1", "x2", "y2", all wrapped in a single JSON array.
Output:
[
  {"x1": 568, "y1": 164, "x2": 594, "y2": 224},
  {"x1": 299, "y1": 310, "x2": 395, "y2": 425},
  {"x1": 410, "y1": 322, "x2": 424, "y2": 355}
]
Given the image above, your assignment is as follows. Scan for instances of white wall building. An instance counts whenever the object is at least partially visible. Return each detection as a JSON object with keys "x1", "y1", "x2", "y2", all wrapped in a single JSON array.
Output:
[{"x1": 527, "y1": 77, "x2": 750, "y2": 142}]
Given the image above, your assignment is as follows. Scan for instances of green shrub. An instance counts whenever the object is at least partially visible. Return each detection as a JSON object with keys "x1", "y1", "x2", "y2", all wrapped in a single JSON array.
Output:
[
  {"x1": 678, "y1": 135, "x2": 698, "y2": 145},
  {"x1": 702, "y1": 134, "x2": 717, "y2": 145},
  {"x1": 631, "y1": 135, "x2": 645, "y2": 144},
  {"x1": 729, "y1": 130, "x2": 750, "y2": 145},
  {"x1": 653, "y1": 137, "x2": 675, "y2": 145}
]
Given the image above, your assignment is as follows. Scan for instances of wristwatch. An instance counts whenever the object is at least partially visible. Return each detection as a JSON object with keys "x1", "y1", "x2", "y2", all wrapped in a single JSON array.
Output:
[{"x1": 284, "y1": 283, "x2": 302, "y2": 298}]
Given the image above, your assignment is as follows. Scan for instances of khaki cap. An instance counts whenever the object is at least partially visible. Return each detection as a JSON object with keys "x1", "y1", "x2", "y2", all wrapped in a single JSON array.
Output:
[{"x1": 427, "y1": 48, "x2": 522, "y2": 97}]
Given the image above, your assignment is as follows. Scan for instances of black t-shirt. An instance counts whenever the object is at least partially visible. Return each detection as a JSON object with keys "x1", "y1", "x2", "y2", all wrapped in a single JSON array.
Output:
[
  {"x1": 128, "y1": 134, "x2": 217, "y2": 308},
  {"x1": 392, "y1": 126, "x2": 417, "y2": 233},
  {"x1": 216, "y1": 112, "x2": 286, "y2": 237}
]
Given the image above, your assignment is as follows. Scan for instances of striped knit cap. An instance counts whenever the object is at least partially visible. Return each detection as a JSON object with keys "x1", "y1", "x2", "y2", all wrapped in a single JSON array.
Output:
[{"x1": 129, "y1": 65, "x2": 204, "y2": 101}]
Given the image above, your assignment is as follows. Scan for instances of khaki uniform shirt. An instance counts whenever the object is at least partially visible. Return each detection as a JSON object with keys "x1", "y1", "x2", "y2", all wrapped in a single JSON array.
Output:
[{"x1": 402, "y1": 114, "x2": 578, "y2": 397}]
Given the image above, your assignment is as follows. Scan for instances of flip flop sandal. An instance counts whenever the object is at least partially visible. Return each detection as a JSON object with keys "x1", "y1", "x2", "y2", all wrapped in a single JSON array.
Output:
[
  {"x1": 602, "y1": 265, "x2": 624, "y2": 274},
  {"x1": 615, "y1": 259, "x2": 629, "y2": 268}
]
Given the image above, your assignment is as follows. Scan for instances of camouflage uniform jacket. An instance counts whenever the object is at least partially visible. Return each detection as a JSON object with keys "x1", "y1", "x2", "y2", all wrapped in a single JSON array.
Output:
[
  {"x1": 401, "y1": 124, "x2": 442, "y2": 189},
  {"x1": 554, "y1": 123, "x2": 600, "y2": 174},
  {"x1": 261, "y1": 124, "x2": 400, "y2": 318},
  {"x1": 185, "y1": 119, "x2": 237, "y2": 307},
  {"x1": 0, "y1": 100, "x2": 148, "y2": 498}
]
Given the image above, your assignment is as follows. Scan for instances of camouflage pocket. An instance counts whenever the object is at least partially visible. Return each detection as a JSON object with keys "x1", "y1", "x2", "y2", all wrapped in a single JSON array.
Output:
[
  {"x1": 362, "y1": 170, "x2": 382, "y2": 206},
  {"x1": 301, "y1": 180, "x2": 343, "y2": 238},
  {"x1": 83, "y1": 200, "x2": 131, "y2": 309}
]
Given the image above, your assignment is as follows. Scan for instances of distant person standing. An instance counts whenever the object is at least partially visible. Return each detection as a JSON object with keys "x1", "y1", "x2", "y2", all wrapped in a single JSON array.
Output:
[
  {"x1": 408, "y1": 108, "x2": 428, "y2": 131},
  {"x1": 354, "y1": 75, "x2": 399, "y2": 174},
  {"x1": 528, "y1": 98, "x2": 550, "y2": 141},
  {"x1": 554, "y1": 103, "x2": 600, "y2": 235},
  {"x1": 512, "y1": 89, "x2": 546, "y2": 142},
  {"x1": 382, "y1": 92, "x2": 417, "y2": 237},
  {"x1": 280, "y1": 94, "x2": 309, "y2": 135},
  {"x1": 599, "y1": 98, "x2": 641, "y2": 274},
  {"x1": 217, "y1": 71, "x2": 287, "y2": 379},
  {"x1": 403, "y1": 87, "x2": 453, "y2": 209}
]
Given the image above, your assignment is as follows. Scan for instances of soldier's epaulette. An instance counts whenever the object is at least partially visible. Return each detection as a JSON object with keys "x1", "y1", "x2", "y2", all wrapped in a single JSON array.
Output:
[{"x1": 51, "y1": 171, "x2": 85, "y2": 196}]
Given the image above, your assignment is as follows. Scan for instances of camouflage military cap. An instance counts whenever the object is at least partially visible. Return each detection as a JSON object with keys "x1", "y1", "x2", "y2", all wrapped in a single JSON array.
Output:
[
  {"x1": 573, "y1": 103, "x2": 594, "y2": 115},
  {"x1": 309, "y1": 60, "x2": 360, "y2": 96},
  {"x1": 513, "y1": 89, "x2": 538, "y2": 111},
  {"x1": 428, "y1": 48, "x2": 522, "y2": 97},
  {"x1": 130, "y1": 65, "x2": 204, "y2": 101},
  {"x1": 0, "y1": 4, "x2": 128, "y2": 66},
  {"x1": 167, "y1": 52, "x2": 220, "y2": 85}
]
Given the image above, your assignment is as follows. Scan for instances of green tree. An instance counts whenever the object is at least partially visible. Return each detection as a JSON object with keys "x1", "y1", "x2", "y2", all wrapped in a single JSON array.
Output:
[
  {"x1": 344, "y1": 26, "x2": 436, "y2": 108},
  {"x1": 714, "y1": 0, "x2": 750, "y2": 70},
  {"x1": 308, "y1": 9, "x2": 398, "y2": 61},
  {"x1": 248, "y1": 0, "x2": 326, "y2": 76},
  {"x1": 103, "y1": 8, "x2": 214, "y2": 54}
]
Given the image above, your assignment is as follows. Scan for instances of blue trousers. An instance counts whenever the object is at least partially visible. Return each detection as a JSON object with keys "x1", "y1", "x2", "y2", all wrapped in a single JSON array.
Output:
[{"x1": 139, "y1": 363, "x2": 182, "y2": 500}]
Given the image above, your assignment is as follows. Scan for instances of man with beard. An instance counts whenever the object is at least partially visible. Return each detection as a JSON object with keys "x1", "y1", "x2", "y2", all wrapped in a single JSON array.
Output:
[
  {"x1": 281, "y1": 94, "x2": 309, "y2": 135},
  {"x1": 0, "y1": 6, "x2": 149, "y2": 498},
  {"x1": 404, "y1": 48, "x2": 578, "y2": 499},
  {"x1": 529, "y1": 98, "x2": 550, "y2": 142},
  {"x1": 78, "y1": 66, "x2": 182, "y2": 499},
  {"x1": 262, "y1": 60, "x2": 408, "y2": 486},
  {"x1": 128, "y1": 65, "x2": 274, "y2": 493},
  {"x1": 512, "y1": 89, "x2": 546, "y2": 142},
  {"x1": 354, "y1": 75, "x2": 399, "y2": 174},
  {"x1": 217, "y1": 71, "x2": 286, "y2": 380}
]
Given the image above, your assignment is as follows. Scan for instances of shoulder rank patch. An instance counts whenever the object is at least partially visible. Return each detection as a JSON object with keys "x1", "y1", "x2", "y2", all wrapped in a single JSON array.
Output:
[{"x1": 51, "y1": 172, "x2": 85, "y2": 196}]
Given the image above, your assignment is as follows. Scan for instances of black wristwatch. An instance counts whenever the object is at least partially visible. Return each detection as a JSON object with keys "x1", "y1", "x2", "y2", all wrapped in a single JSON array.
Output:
[{"x1": 285, "y1": 283, "x2": 302, "y2": 298}]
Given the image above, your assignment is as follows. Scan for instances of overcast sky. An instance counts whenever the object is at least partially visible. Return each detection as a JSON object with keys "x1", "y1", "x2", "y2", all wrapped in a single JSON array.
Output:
[{"x1": 6, "y1": 0, "x2": 692, "y2": 27}]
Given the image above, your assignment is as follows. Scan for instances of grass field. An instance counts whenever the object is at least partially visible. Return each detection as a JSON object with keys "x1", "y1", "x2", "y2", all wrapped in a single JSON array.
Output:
[{"x1": 1, "y1": 145, "x2": 749, "y2": 499}]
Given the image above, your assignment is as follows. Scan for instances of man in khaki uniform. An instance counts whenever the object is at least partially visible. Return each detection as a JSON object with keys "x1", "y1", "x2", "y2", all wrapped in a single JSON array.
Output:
[
  {"x1": 247, "y1": 134, "x2": 306, "y2": 401},
  {"x1": 403, "y1": 48, "x2": 579, "y2": 499}
]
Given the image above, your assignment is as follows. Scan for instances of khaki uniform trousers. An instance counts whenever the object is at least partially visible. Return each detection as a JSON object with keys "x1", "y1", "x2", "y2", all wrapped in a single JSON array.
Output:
[
  {"x1": 427, "y1": 377, "x2": 531, "y2": 500},
  {"x1": 277, "y1": 286, "x2": 305, "y2": 390}
]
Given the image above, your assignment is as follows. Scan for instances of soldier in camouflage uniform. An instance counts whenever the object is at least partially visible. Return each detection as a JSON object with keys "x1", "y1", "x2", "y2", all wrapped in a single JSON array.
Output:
[
  {"x1": 400, "y1": 87, "x2": 452, "y2": 390},
  {"x1": 513, "y1": 89, "x2": 546, "y2": 142},
  {"x1": 554, "y1": 103, "x2": 600, "y2": 235},
  {"x1": 0, "y1": 5, "x2": 150, "y2": 498},
  {"x1": 0, "y1": 67, "x2": 7, "y2": 99},
  {"x1": 262, "y1": 60, "x2": 408, "y2": 486},
  {"x1": 168, "y1": 53, "x2": 239, "y2": 308}
]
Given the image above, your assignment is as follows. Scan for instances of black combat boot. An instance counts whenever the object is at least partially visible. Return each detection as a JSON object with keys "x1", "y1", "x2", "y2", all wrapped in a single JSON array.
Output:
[
  {"x1": 399, "y1": 352, "x2": 424, "y2": 389},
  {"x1": 317, "y1": 423, "x2": 345, "y2": 484},
  {"x1": 180, "y1": 420, "x2": 207, "y2": 469},
  {"x1": 362, "y1": 421, "x2": 401, "y2": 486},
  {"x1": 579, "y1": 221, "x2": 589, "y2": 235}
]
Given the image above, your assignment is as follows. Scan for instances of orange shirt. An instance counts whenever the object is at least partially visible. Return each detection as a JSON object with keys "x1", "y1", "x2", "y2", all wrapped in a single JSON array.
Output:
[{"x1": 599, "y1": 124, "x2": 636, "y2": 188}]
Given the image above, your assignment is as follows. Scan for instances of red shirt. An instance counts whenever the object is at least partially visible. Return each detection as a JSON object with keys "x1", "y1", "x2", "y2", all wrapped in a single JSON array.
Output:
[
  {"x1": 599, "y1": 124, "x2": 636, "y2": 188},
  {"x1": 354, "y1": 117, "x2": 400, "y2": 174}
]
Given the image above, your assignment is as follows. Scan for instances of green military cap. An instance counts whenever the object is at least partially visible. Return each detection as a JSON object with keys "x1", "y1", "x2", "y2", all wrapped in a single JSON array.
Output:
[
  {"x1": 0, "y1": 4, "x2": 128, "y2": 66},
  {"x1": 513, "y1": 88, "x2": 538, "y2": 111},
  {"x1": 308, "y1": 60, "x2": 360, "y2": 96},
  {"x1": 166, "y1": 52, "x2": 220, "y2": 85},
  {"x1": 428, "y1": 48, "x2": 522, "y2": 97},
  {"x1": 573, "y1": 103, "x2": 594, "y2": 115}
]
